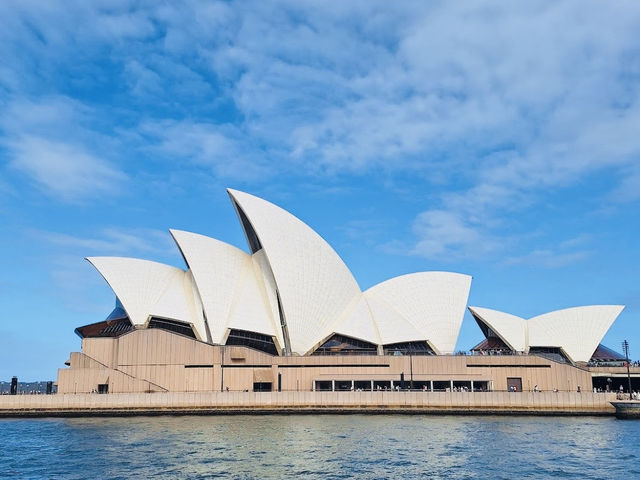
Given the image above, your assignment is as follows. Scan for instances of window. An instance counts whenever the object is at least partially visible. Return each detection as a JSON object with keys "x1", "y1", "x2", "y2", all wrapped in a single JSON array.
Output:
[
  {"x1": 507, "y1": 377, "x2": 522, "y2": 392},
  {"x1": 225, "y1": 329, "x2": 279, "y2": 355},
  {"x1": 432, "y1": 381, "x2": 450, "y2": 391},
  {"x1": 253, "y1": 382, "x2": 272, "y2": 392},
  {"x1": 312, "y1": 334, "x2": 377, "y2": 355},
  {"x1": 148, "y1": 317, "x2": 196, "y2": 339},
  {"x1": 383, "y1": 341, "x2": 435, "y2": 356},
  {"x1": 529, "y1": 347, "x2": 570, "y2": 364},
  {"x1": 315, "y1": 381, "x2": 333, "y2": 391}
]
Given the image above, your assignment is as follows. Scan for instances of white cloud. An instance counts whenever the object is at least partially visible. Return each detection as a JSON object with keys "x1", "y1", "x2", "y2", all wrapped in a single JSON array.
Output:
[
  {"x1": 140, "y1": 120, "x2": 274, "y2": 182},
  {"x1": 1, "y1": 97, "x2": 127, "y2": 202},
  {"x1": 505, "y1": 249, "x2": 593, "y2": 269},
  {"x1": 409, "y1": 209, "x2": 498, "y2": 260},
  {"x1": 35, "y1": 227, "x2": 182, "y2": 313},
  {"x1": 8, "y1": 136, "x2": 125, "y2": 201},
  {"x1": 611, "y1": 164, "x2": 640, "y2": 203},
  {"x1": 2, "y1": 1, "x2": 640, "y2": 214},
  {"x1": 41, "y1": 227, "x2": 175, "y2": 257},
  {"x1": 144, "y1": 1, "x2": 640, "y2": 258}
]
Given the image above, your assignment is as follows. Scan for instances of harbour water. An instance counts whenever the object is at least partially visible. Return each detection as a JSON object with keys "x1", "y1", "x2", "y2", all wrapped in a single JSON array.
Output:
[{"x1": 1, "y1": 415, "x2": 638, "y2": 479}]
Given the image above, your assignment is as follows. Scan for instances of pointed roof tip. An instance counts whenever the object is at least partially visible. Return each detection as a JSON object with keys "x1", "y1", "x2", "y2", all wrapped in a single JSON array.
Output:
[
  {"x1": 226, "y1": 187, "x2": 246, "y2": 197},
  {"x1": 85, "y1": 256, "x2": 107, "y2": 264},
  {"x1": 227, "y1": 188, "x2": 266, "y2": 203},
  {"x1": 169, "y1": 227, "x2": 196, "y2": 237},
  {"x1": 468, "y1": 306, "x2": 499, "y2": 312},
  {"x1": 226, "y1": 188, "x2": 249, "y2": 205},
  {"x1": 170, "y1": 227, "x2": 218, "y2": 237}
]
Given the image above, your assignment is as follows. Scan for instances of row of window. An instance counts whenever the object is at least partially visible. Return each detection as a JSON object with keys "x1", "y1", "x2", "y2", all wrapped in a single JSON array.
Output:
[
  {"x1": 312, "y1": 335, "x2": 436, "y2": 356},
  {"x1": 314, "y1": 379, "x2": 491, "y2": 392}
]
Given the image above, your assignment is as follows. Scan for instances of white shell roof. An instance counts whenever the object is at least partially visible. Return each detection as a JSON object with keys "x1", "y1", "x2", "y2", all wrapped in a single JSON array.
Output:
[
  {"x1": 169, "y1": 229, "x2": 280, "y2": 346},
  {"x1": 528, "y1": 305, "x2": 624, "y2": 363},
  {"x1": 88, "y1": 189, "x2": 476, "y2": 356},
  {"x1": 86, "y1": 256, "x2": 207, "y2": 340},
  {"x1": 362, "y1": 294, "x2": 424, "y2": 345},
  {"x1": 225, "y1": 253, "x2": 282, "y2": 347},
  {"x1": 469, "y1": 305, "x2": 625, "y2": 363},
  {"x1": 364, "y1": 272, "x2": 472, "y2": 354},
  {"x1": 227, "y1": 189, "x2": 367, "y2": 355},
  {"x1": 87, "y1": 190, "x2": 627, "y2": 360},
  {"x1": 323, "y1": 294, "x2": 382, "y2": 346},
  {"x1": 468, "y1": 306, "x2": 527, "y2": 352}
]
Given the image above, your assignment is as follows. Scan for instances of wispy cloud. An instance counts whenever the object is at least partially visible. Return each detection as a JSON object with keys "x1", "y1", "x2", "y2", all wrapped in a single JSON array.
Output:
[
  {"x1": 502, "y1": 233, "x2": 594, "y2": 268},
  {"x1": 36, "y1": 227, "x2": 180, "y2": 313},
  {"x1": 611, "y1": 164, "x2": 640, "y2": 203},
  {"x1": 8, "y1": 136, "x2": 125, "y2": 201},
  {"x1": 2, "y1": 1, "x2": 640, "y2": 249},
  {"x1": 339, "y1": 218, "x2": 391, "y2": 242},
  {"x1": 409, "y1": 209, "x2": 499, "y2": 260},
  {"x1": 4, "y1": 2, "x2": 640, "y2": 189},
  {"x1": 40, "y1": 227, "x2": 175, "y2": 257},
  {"x1": 139, "y1": 120, "x2": 274, "y2": 182},
  {"x1": 505, "y1": 249, "x2": 593, "y2": 269},
  {"x1": 1, "y1": 97, "x2": 127, "y2": 202}
]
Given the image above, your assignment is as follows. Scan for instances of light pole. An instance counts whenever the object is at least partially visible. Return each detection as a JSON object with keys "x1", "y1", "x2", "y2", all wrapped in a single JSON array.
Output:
[
  {"x1": 409, "y1": 353, "x2": 414, "y2": 391},
  {"x1": 622, "y1": 340, "x2": 632, "y2": 400},
  {"x1": 220, "y1": 345, "x2": 225, "y2": 392}
]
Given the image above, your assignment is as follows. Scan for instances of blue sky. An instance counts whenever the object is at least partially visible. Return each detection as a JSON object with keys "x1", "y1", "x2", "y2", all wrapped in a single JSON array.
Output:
[{"x1": 1, "y1": 1, "x2": 639, "y2": 380}]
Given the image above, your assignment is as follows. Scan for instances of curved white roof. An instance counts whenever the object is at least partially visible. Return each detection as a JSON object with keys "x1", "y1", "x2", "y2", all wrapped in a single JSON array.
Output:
[
  {"x1": 227, "y1": 189, "x2": 367, "y2": 355},
  {"x1": 87, "y1": 189, "x2": 477, "y2": 356},
  {"x1": 225, "y1": 254, "x2": 281, "y2": 346},
  {"x1": 365, "y1": 272, "x2": 472, "y2": 354},
  {"x1": 86, "y1": 256, "x2": 207, "y2": 340},
  {"x1": 170, "y1": 229, "x2": 280, "y2": 346},
  {"x1": 528, "y1": 305, "x2": 624, "y2": 363},
  {"x1": 469, "y1": 305, "x2": 625, "y2": 362},
  {"x1": 468, "y1": 306, "x2": 527, "y2": 352},
  {"x1": 363, "y1": 294, "x2": 424, "y2": 345},
  {"x1": 324, "y1": 294, "x2": 382, "y2": 347}
]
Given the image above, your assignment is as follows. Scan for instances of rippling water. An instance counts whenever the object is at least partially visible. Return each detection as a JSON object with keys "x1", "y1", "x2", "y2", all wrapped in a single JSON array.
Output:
[{"x1": 1, "y1": 415, "x2": 638, "y2": 479}]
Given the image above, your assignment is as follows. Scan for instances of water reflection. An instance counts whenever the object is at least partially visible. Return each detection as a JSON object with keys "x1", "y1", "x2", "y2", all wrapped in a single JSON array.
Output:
[{"x1": 0, "y1": 415, "x2": 638, "y2": 479}]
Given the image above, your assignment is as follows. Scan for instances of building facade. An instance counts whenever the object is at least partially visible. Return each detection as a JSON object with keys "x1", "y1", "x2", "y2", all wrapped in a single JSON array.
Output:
[{"x1": 57, "y1": 189, "x2": 637, "y2": 394}]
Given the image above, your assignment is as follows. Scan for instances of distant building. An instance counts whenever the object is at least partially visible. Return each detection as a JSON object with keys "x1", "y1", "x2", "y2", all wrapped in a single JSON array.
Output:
[{"x1": 57, "y1": 189, "x2": 637, "y2": 394}]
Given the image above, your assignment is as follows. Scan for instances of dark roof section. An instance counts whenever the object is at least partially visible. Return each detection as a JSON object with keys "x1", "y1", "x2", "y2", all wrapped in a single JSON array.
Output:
[
  {"x1": 470, "y1": 337, "x2": 512, "y2": 351},
  {"x1": 312, "y1": 334, "x2": 378, "y2": 355},
  {"x1": 148, "y1": 317, "x2": 197, "y2": 339},
  {"x1": 75, "y1": 317, "x2": 134, "y2": 339},
  {"x1": 591, "y1": 344, "x2": 626, "y2": 361}
]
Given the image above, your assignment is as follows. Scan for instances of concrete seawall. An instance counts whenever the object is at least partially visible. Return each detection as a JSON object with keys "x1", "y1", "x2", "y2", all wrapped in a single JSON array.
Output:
[{"x1": 0, "y1": 391, "x2": 617, "y2": 417}]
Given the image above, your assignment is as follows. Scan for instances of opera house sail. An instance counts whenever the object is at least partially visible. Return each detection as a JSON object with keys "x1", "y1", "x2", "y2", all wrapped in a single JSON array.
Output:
[
  {"x1": 58, "y1": 189, "x2": 627, "y2": 395},
  {"x1": 468, "y1": 305, "x2": 625, "y2": 364}
]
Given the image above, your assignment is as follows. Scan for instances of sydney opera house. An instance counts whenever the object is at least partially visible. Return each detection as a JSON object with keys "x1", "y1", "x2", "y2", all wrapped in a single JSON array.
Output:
[{"x1": 57, "y1": 189, "x2": 633, "y2": 395}]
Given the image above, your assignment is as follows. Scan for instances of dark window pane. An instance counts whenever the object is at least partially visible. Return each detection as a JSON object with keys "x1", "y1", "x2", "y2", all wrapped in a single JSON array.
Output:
[
  {"x1": 225, "y1": 329, "x2": 279, "y2": 356},
  {"x1": 312, "y1": 334, "x2": 377, "y2": 356},
  {"x1": 148, "y1": 317, "x2": 196, "y2": 339},
  {"x1": 383, "y1": 341, "x2": 434, "y2": 356}
]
